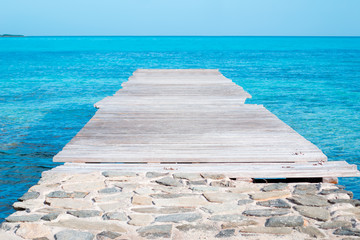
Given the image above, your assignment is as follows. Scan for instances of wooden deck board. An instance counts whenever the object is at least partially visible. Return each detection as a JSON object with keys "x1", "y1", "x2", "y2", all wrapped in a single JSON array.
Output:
[{"x1": 53, "y1": 69, "x2": 332, "y2": 166}]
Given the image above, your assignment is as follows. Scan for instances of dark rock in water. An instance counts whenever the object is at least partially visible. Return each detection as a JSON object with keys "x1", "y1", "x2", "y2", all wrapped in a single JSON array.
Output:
[
  {"x1": 333, "y1": 228, "x2": 360, "y2": 237},
  {"x1": 155, "y1": 177, "x2": 182, "y2": 187},
  {"x1": 155, "y1": 213, "x2": 202, "y2": 223},
  {"x1": 6, "y1": 214, "x2": 42, "y2": 222},
  {"x1": 320, "y1": 189, "x2": 353, "y2": 199},
  {"x1": 293, "y1": 205, "x2": 330, "y2": 221},
  {"x1": 256, "y1": 199, "x2": 290, "y2": 208},
  {"x1": 54, "y1": 229, "x2": 94, "y2": 240},
  {"x1": 262, "y1": 183, "x2": 287, "y2": 192},
  {"x1": 98, "y1": 187, "x2": 122, "y2": 194},
  {"x1": 41, "y1": 212, "x2": 60, "y2": 221},
  {"x1": 67, "y1": 210, "x2": 102, "y2": 218},
  {"x1": 137, "y1": 224, "x2": 172, "y2": 238},
  {"x1": 215, "y1": 229, "x2": 235, "y2": 238},
  {"x1": 146, "y1": 172, "x2": 168, "y2": 178},
  {"x1": 18, "y1": 191, "x2": 40, "y2": 201},
  {"x1": 293, "y1": 184, "x2": 318, "y2": 195},
  {"x1": 265, "y1": 216, "x2": 303, "y2": 227},
  {"x1": 96, "y1": 231, "x2": 122, "y2": 240},
  {"x1": 243, "y1": 209, "x2": 289, "y2": 217},
  {"x1": 288, "y1": 194, "x2": 329, "y2": 207}
]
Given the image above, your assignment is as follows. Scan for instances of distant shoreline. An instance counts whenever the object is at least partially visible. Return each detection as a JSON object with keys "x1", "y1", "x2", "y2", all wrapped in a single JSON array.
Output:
[{"x1": 0, "y1": 34, "x2": 25, "y2": 37}]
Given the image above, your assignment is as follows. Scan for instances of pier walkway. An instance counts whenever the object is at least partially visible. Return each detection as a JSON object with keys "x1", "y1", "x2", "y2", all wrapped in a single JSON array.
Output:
[{"x1": 53, "y1": 69, "x2": 359, "y2": 179}]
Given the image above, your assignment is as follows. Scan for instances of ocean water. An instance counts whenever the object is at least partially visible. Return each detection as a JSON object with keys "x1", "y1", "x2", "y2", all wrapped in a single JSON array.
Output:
[{"x1": 0, "y1": 36, "x2": 359, "y2": 221}]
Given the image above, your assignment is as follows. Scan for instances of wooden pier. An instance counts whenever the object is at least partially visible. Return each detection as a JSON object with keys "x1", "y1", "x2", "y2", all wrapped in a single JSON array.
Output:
[{"x1": 53, "y1": 69, "x2": 359, "y2": 179}]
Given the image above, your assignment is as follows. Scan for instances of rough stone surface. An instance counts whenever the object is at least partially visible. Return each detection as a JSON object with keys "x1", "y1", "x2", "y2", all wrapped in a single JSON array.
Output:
[
  {"x1": 265, "y1": 216, "x2": 304, "y2": 227},
  {"x1": 102, "y1": 171, "x2": 137, "y2": 178},
  {"x1": 137, "y1": 224, "x2": 172, "y2": 238},
  {"x1": 54, "y1": 229, "x2": 94, "y2": 240},
  {"x1": 46, "y1": 219, "x2": 127, "y2": 233},
  {"x1": 256, "y1": 199, "x2": 291, "y2": 208},
  {"x1": 200, "y1": 173, "x2": 225, "y2": 180},
  {"x1": 328, "y1": 199, "x2": 360, "y2": 206},
  {"x1": 320, "y1": 220, "x2": 352, "y2": 229},
  {"x1": 128, "y1": 214, "x2": 153, "y2": 226},
  {"x1": 176, "y1": 224, "x2": 215, "y2": 232},
  {"x1": 320, "y1": 188, "x2": 354, "y2": 198},
  {"x1": 240, "y1": 226, "x2": 293, "y2": 235},
  {"x1": 262, "y1": 183, "x2": 288, "y2": 192},
  {"x1": 237, "y1": 199, "x2": 254, "y2": 206},
  {"x1": 45, "y1": 198, "x2": 93, "y2": 210},
  {"x1": 155, "y1": 177, "x2": 182, "y2": 187},
  {"x1": 145, "y1": 172, "x2": 168, "y2": 178},
  {"x1": 209, "y1": 214, "x2": 248, "y2": 223},
  {"x1": 203, "y1": 192, "x2": 247, "y2": 203},
  {"x1": 155, "y1": 213, "x2": 202, "y2": 223},
  {"x1": 153, "y1": 196, "x2": 209, "y2": 207},
  {"x1": 333, "y1": 228, "x2": 360, "y2": 237},
  {"x1": 215, "y1": 229, "x2": 235, "y2": 238},
  {"x1": 297, "y1": 226, "x2": 326, "y2": 238},
  {"x1": 293, "y1": 184, "x2": 318, "y2": 195},
  {"x1": 6, "y1": 214, "x2": 42, "y2": 222},
  {"x1": 201, "y1": 204, "x2": 245, "y2": 214},
  {"x1": 131, "y1": 207, "x2": 195, "y2": 214},
  {"x1": 18, "y1": 191, "x2": 40, "y2": 201},
  {"x1": 210, "y1": 180, "x2": 234, "y2": 187},
  {"x1": 173, "y1": 173, "x2": 201, "y2": 181},
  {"x1": 289, "y1": 194, "x2": 329, "y2": 207},
  {"x1": 41, "y1": 212, "x2": 60, "y2": 221},
  {"x1": 102, "y1": 212, "x2": 127, "y2": 221},
  {"x1": 250, "y1": 190, "x2": 291, "y2": 201},
  {"x1": 67, "y1": 210, "x2": 102, "y2": 218},
  {"x1": 293, "y1": 205, "x2": 330, "y2": 221},
  {"x1": 243, "y1": 209, "x2": 290, "y2": 217},
  {"x1": 16, "y1": 223, "x2": 51, "y2": 239},
  {"x1": 96, "y1": 231, "x2": 121, "y2": 240},
  {"x1": 132, "y1": 194, "x2": 153, "y2": 205},
  {"x1": 98, "y1": 187, "x2": 122, "y2": 194}
]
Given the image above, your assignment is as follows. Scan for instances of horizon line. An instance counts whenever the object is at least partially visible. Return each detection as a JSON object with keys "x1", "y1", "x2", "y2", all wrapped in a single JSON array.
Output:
[{"x1": 4, "y1": 35, "x2": 360, "y2": 38}]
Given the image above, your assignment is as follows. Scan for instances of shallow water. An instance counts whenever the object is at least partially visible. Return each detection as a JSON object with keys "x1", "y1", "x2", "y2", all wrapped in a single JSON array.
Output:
[{"x1": 0, "y1": 36, "x2": 359, "y2": 221}]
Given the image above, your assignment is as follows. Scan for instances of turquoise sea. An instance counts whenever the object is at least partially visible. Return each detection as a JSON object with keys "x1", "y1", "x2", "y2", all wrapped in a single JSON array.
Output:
[{"x1": 0, "y1": 36, "x2": 359, "y2": 221}]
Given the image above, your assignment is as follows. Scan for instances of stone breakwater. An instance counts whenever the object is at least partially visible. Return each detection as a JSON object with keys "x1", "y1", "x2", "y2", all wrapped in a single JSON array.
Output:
[{"x1": 1, "y1": 170, "x2": 360, "y2": 240}]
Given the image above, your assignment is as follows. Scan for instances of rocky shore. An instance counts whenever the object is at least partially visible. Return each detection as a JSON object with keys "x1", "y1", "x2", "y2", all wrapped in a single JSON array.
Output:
[{"x1": 1, "y1": 169, "x2": 360, "y2": 239}]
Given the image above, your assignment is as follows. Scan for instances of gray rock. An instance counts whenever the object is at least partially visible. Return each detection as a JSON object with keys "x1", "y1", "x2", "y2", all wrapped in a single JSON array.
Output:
[
  {"x1": 240, "y1": 226, "x2": 292, "y2": 235},
  {"x1": 102, "y1": 171, "x2": 137, "y2": 177},
  {"x1": 41, "y1": 212, "x2": 60, "y2": 221},
  {"x1": 333, "y1": 228, "x2": 360, "y2": 237},
  {"x1": 47, "y1": 191, "x2": 71, "y2": 198},
  {"x1": 102, "y1": 212, "x2": 127, "y2": 221},
  {"x1": 256, "y1": 199, "x2": 290, "y2": 208},
  {"x1": 293, "y1": 205, "x2": 330, "y2": 221},
  {"x1": 96, "y1": 231, "x2": 121, "y2": 240},
  {"x1": 188, "y1": 180, "x2": 207, "y2": 185},
  {"x1": 173, "y1": 173, "x2": 201, "y2": 181},
  {"x1": 238, "y1": 199, "x2": 254, "y2": 206},
  {"x1": 176, "y1": 224, "x2": 214, "y2": 232},
  {"x1": 67, "y1": 210, "x2": 102, "y2": 218},
  {"x1": 155, "y1": 213, "x2": 202, "y2": 223},
  {"x1": 18, "y1": 191, "x2": 40, "y2": 201},
  {"x1": 209, "y1": 214, "x2": 248, "y2": 222},
  {"x1": 33, "y1": 238, "x2": 50, "y2": 240},
  {"x1": 320, "y1": 221, "x2": 352, "y2": 229},
  {"x1": 146, "y1": 172, "x2": 168, "y2": 178},
  {"x1": 293, "y1": 184, "x2": 318, "y2": 195},
  {"x1": 288, "y1": 194, "x2": 329, "y2": 207},
  {"x1": 150, "y1": 193, "x2": 196, "y2": 199},
  {"x1": 6, "y1": 214, "x2": 42, "y2": 222},
  {"x1": 98, "y1": 187, "x2": 122, "y2": 194},
  {"x1": 328, "y1": 199, "x2": 360, "y2": 207},
  {"x1": 210, "y1": 180, "x2": 234, "y2": 187},
  {"x1": 137, "y1": 224, "x2": 172, "y2": 238},
  {"x1": 265, "y1": 216, "x2": 303, "y2": 227},
  {"x1": 297, "y1": 226, "x2": 326, "y2": 238},
  {"x1": 54, "y1": 229, "x2": 94, "y2": 240},
  {"x1": 320, "y1": 189, "x2": 353, "y2": 198},
  {"x1": 201, "y1": 173, "x2": 225, "y2": 180},
  {"x1": 262, "y1": 183, "x2": 287, "y2": 192},
  {"x1": 155, "y1": 177, "x2": 182, "y2": 187},
  {"x1": 243, "y1": 209, "x2": 289, "y2": 217},
  {"x1": 72, "y1": 192, "x2": 88, "y2": 198},
  {"x1": 215, "y1": 229, "x2": 235, "y2": 238},
  {"x1": 191, "y1": 186, "x2": 220, "y2": 192},
  {"x1": 131, "y1": 207, "x2": 195, "y2": 214}
]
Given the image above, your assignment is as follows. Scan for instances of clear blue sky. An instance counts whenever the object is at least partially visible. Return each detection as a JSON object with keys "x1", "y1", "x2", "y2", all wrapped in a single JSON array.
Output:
[{"x1": 1, "y1": 0, "x2": 360, "y2": 36}]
